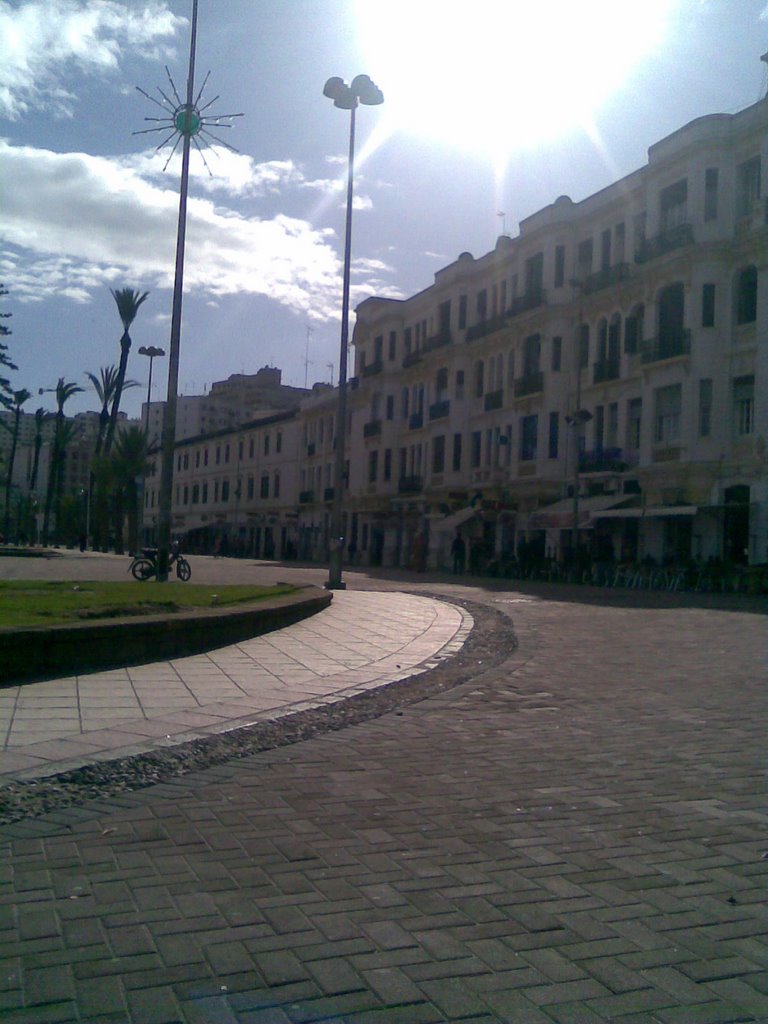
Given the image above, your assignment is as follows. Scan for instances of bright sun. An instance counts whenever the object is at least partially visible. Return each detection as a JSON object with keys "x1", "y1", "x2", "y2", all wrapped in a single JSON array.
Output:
[{"x1": 355, "y1": 0, "x2": 676, "y2": 171}]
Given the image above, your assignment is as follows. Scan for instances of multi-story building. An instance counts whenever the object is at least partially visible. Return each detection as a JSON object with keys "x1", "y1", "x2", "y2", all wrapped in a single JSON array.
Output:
[
  {"x1": 143, "y1": 408, "x2": 302, "y2": 559},
  {"x1": 346, "y1": 95, "x2": 767, "y2": 570}
]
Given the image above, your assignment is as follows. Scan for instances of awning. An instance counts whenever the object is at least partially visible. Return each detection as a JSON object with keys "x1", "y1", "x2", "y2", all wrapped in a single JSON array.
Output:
[
  {"x1": 596, "y1": 505, "x2": 698, "y2": 519},
  {"x1": 437, "y1": 507, "x2": 480, "y2": 531},
  {"x1": 528, "y1": 494, "x2": 629, "y2": 530}
]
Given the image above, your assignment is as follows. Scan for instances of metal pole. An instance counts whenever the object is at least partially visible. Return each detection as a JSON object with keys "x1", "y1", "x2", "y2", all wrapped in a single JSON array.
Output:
[
  {"x1": 326, "y1": 102, "x2": 356, "y2": 590},
  {"x1": 156, "y1": 0, "x2": 198, "y2": 581}
]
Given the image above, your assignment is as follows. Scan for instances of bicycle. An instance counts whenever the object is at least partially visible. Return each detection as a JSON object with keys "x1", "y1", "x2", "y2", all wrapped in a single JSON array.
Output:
[{"x1": 130, "y1": 543, "x2": 191, "y2": 582}]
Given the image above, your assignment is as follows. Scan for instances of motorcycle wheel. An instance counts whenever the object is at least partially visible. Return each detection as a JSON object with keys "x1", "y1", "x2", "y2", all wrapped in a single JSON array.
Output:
[{"x1": 131, "y1": 558, "x2": 155, "y2": 581}]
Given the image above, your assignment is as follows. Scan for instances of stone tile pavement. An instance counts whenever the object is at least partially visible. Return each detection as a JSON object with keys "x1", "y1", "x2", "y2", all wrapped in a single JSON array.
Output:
[
  {"x1": 0, "y1": 590, "x2": 470, "y2": 783},
  {"x1": 0, "y1": 554, "x2": 766, "y2": 1022}
]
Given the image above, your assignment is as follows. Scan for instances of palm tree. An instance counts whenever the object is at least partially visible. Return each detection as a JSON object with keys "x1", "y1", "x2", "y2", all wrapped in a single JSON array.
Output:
[
  {"x1": 3, "y1": 387, "x2": 31, "y2": 540},
  {"x1": 42, "y1": 378, "x2": 83, "y2": 545},
  {"x1": 104, "y1": 288, "x2": 148, "y2": 457},
  {"x1": 28, "y1": 407, "x2": 50, "y2": 494},
  {"x1": 111, "y1": 425, "x2": 151, "y2": 554},
  {"x1": 86, "y1": 365, "x2": 138, "y2": 549}
]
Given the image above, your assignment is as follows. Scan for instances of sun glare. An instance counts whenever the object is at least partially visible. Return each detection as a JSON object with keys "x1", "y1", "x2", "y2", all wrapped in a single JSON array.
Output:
[{"x1": 355, "y1": 0, "x2": 676, "y2": 171}]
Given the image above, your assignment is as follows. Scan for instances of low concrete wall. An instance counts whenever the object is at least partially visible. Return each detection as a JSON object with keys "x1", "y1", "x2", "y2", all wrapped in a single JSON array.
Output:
[{"x1": 1, "y1": 586, "x2": 332, "y2": 686}]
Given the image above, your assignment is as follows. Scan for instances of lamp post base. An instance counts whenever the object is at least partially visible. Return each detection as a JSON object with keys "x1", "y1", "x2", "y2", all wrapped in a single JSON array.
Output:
[{"x1": 324, "y1": 579, "x2": 347, "y2": 590}]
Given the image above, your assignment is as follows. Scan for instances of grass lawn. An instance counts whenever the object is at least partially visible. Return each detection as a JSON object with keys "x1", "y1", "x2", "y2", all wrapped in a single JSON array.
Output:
[{"x1": 0, "y1": 581, "x2": 298, "y2": 630}]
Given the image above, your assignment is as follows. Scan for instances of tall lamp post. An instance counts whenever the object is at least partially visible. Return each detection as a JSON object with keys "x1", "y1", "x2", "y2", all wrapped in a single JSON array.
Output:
[
  {"x1": 566, "y1": 288, "x2": 592, "y2": 568},
  {"x1": 138, "y1": 345, "x2": 165, "y2": 548},
  {"x1": 322, "y1": 74, "x2": 384, "y2": 590},
  {"x1": 138, "y1": 346, "x2": 165, "y2": 436}
]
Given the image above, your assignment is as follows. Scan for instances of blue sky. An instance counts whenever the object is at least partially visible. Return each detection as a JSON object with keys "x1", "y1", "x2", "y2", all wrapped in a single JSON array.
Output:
[{"x1": 2, "y1": 0, "x2": 768, "y2": 418}]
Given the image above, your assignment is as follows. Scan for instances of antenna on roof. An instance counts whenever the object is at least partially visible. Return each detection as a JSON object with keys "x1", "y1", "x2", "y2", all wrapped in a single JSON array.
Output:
[
  {"x1": 304, "y1": 326, "x2": 313, "y2": 388},
  {"x1": 327, "y1": 362, "x2": 334, "y2": 387},
  {"x1": 760, "y1": 51, "x2": 768, "y2": 99}
]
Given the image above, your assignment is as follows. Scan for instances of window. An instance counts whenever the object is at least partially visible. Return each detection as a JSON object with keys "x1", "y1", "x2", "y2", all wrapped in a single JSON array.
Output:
[
  {"x1": 403, "y1": 327, "x2": 412, "y2": 354},
  {"x1": 733, "y1": 376, "x2": 754, "y2": 436},
  {"x1": 222, "y1": 480, "x2": 230, "y2": 502},
  {"x1": 607, "y1": 403, "x2": 618, "y2": 448},
  {"x1": 386, "y1": 394, "x2": 394, "y2": 420},
  {"x1": 594, "y1": 404, "x2": 605, "y2": 450},
  {"x1": 183, "y1": 453, "x2": 189, "y2": 470},
  {"x1": 276, "y1": 431, "x2": 282, "y2": 453},
  {"x1": 383, "y1": 448, "x2": 392, "y2": 481},
  {"x1": 474, "y1": 360, "x2": 484, "y2": 397},
  {"x1": 579, "y1": 324, "x2": 590, "y2": 368},
  {"x1": 238, "y1": 440, "x2": 243, "y2": 460},
  {"x1": 624, "y1": 305, "x2": 643, "y2": 354},
  {"x1": 202, "y1": 483, "x2": 208, "y2": 504},
  {"x1": 525, "y1": 252, "x2": 544, "y2": 296},
  {"x1": 183, "y1": 485, "x2": 188, "y2": 504},
  {"x1": 436, "y1": 367, "x2": 449, "y2": 400},
  {"x1": 204, "y1": 448, "x2": 209, "y2": 465},
  {"x1": 432, "y1": 435, "x2": 445, "y2": 474},
  {"x1": 195, "y1": 451, "x2": 200, "y2": 468},
  {"x1": 224, "y1": 444, "x2": 230, "y2": 463},
  {"x1": 736, "y1": 157, "x2": 761, "y2": 218},
  {"x1": 260, "y1": 474, "x2": 269, "y2": 498},
  {"x1": 702, "y1": 284, "x2": 716, "y2": 327},
  {"x1": 458, "y1": 295, "x2": 467, "y2": 329},
  {"x1": 264, "y1": 434, "x2": 270, "y2": 455},
  {"x1": 577, "y1": 238, "x2": 593, "y2": 277},
  {"x1": 476, "y1": 289, "x2": 487, "y2": 321},
  {"x1": 214, "y1": 481, "x2": 219, "y2": 501},
  {"x1": 551, "y1": 336, "x2": 562, "y2": 372},
  {"x1": 654, "y1": 384, "x2": 682, "y2": 444},
  {"x1": 247, "y1": 476, "x2": 254, "y2": 499},
  {"x1": 523, "y1": 333, "x2": 541, "y2": 376},
  {"x1": 615, "y1": 222, "x2": 626, "y2": 261},
  {"x1": 274, "y1": 472, "x2": 280, "y2": 498},
  {"x1": 548, "y1": 412, "x2": 559, "y2": 459},
  {"x1": 735, "y1": 266, "x2": 757, "y2": 324},
  {"x1": 699, "y1": 379, "x2": 712, "y2": 437},
  {"x1": 627, "y1": 397, "x2": 642, "y2": 451},
  {"x1": 704, "y1": 168, "x2": 718, "y2": 221},
  {"x1": 368, "y1": 449, "x2": 379, "y2": 483},
  {"x1": 554, "y1": 245, "x2": 565, "y2": 287},
  {"x1": 374, "y1": 334, "x2": 383, "y2": 362},
  {"x1": 520, "y1": 415, "x2": 538, "y2": 461},
  {"x1": 438, "y1": 300, "x2": 451, "y2": 333},
  {"x1": 192, "y1": 483, "x2": 199, "y2": 504},
  {"x1": 470, "y1": 430, "x2": 482, "y2": 468},
  {"x1": 660, "y1": 178, "x2": 687, "y2": 232},
  {"x1": 215, "y1": 446, "x2": 221, "y2": 465},
  {"x1": 388, "y1": 330, "x2": 397, "y2": 361},
  {"x1": 452, "y1": 433, "x2": 462, "y2": 471},
  {"x1": 601, "y1": 228, "x2": 611, "y2": 271}
]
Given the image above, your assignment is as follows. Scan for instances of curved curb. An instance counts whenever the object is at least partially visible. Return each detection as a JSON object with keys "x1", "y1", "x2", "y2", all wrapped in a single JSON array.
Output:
[{"x1": 0, "y1": 586, "x2": 332, "y2": 687}]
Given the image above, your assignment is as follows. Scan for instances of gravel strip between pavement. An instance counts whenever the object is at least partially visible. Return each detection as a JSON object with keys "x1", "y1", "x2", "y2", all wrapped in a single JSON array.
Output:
[{"x1": 0, "y1": 596, "x2": 514, "y2": 825}]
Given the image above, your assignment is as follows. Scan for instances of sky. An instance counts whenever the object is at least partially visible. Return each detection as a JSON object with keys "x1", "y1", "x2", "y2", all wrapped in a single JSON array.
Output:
[{"x1": 2, "y1": 0, "x2": 768, "y2": 419}]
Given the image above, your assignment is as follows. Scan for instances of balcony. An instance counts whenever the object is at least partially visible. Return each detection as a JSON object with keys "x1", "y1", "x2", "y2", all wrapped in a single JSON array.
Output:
[
  {"x1": 408, "y1": 411, "x2": 424, "y2": 430},
  {"x1": 484, "y1": 388, "x2": 503, "y2": 411},
  {"x1": 324, "y1": 487, "x2": 334, "y2": 502},
  {"x1": 593, "y1": 357, "x2": 621, "y2": 384},
  {"x1": 402, "y1": 350, "x2": 423, "y2": 369},
  {"x1": 429, "y1": 399, "x2": 450, "y2": 421},
  {"x1": 635, "y1": 223, "x2": 694, "y2": 263},
  {"x1": 579, "y1": 447, "x2": 628, "y2": 473},
  {"x1": 363, "y1": 419, "x2": 382, "y2": 438},
  {"x1": 640, "y1": 329, "x2": 691, "y2": 364},
  {"x1": 514, "y1": 370, "x2": 544, "y2": 398},
  {"x1": 398, "y1": 475, "x2": 423, "y2": 494},
  {"x1": 299, "y1": 490, "x2": 314, "y2": 504},
  {"x1": 583, "y1": 262, "x2": 631, "y2": 294},
  {"x1": 424, "y1": 327, "x2": 452, "y2": 352},
  {"x1": 507, "y1": 289, "x2": 546, "y2": 318},
  {"x1": 361, "y1": 359, "x2": 383, "y2": 378},
  {"x1": 465, "y1": 312, "x2": 508, "y2": 343}
]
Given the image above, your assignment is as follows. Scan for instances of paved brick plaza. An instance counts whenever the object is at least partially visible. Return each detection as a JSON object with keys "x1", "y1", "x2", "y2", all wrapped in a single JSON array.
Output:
[{"x1": 0, "y1": 554, "x2": 766, "y2": 1022}]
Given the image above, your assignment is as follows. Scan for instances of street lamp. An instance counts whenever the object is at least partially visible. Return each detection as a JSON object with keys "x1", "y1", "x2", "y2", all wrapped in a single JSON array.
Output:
[
  {"x1": 138, "y1": 346, "x2": 165, "y2": 436},
  {"x1": 323, "y1": 74, "x2": 384, "y2": 591}
]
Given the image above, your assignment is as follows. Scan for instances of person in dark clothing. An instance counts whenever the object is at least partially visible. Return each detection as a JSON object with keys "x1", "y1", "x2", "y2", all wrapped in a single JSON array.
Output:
[{"x1": 451, "y1": 530, "x2": 466, "y2": 574}]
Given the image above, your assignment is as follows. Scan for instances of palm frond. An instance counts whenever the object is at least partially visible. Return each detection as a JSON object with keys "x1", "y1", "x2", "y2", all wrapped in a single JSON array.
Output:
[{"x1": 111, "y1": 288, "x2": 149, "y2": 331}]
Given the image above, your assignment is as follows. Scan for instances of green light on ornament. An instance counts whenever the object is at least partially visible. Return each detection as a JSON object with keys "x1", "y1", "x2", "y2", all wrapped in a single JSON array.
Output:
[{"x1": 174, "y1": 106, "x2": 202, "y2": 136}]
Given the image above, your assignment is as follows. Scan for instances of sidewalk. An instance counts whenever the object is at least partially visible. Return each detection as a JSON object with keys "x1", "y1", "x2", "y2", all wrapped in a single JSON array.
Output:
[{"x1": 0, "y1": 590, "x2": 471, "y2": 782}]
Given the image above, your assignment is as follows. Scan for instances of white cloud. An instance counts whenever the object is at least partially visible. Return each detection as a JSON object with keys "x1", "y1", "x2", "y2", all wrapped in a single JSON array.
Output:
[
  {"x1": 120, "y1": 147, "x2": 307, "y2": 198},
  {"x1": 0, "y1": 1, "x2": 182, "y2": 119},
  {"x1": 0, "y1": 139, "x2": 398, "y2": 321}
]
